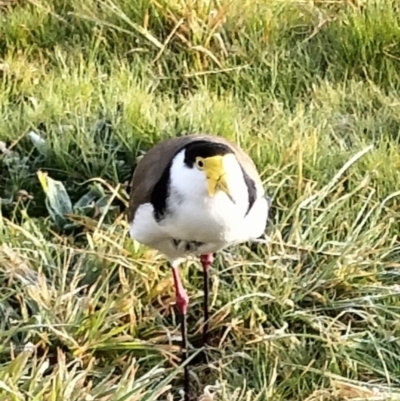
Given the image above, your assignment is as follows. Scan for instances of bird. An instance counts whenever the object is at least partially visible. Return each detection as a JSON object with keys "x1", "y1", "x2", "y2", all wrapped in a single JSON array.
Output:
[{"x1": 127, "y1": 133, "x2": 270, "y2": 400}]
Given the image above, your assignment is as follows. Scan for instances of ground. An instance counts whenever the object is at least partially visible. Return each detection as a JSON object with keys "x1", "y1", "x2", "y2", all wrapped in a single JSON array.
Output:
[{"x1": 1, "y1": 0, "x2": 400, "y2": 400}]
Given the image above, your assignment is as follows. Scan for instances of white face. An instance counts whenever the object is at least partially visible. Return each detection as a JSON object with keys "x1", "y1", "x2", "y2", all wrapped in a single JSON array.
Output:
[{"x1": 169, "y1": 149, "x2": 249, "y2": 208}]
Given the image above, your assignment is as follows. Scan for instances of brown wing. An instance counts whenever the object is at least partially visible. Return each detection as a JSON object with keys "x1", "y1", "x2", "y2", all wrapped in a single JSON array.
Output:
[{"x1": 128, "y1": 133, "x2": 264, "y2": 222}]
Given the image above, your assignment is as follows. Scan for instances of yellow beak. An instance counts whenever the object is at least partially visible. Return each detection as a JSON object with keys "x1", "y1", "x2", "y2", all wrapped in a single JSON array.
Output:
[{"x1": 202, "y1": 156, "x2": 230, "y2": 197}]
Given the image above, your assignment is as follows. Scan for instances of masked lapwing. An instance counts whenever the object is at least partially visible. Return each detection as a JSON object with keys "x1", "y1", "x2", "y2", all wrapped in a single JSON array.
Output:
[{"x1": 128, "y1": 133, "x2": 270, "y2": 400}]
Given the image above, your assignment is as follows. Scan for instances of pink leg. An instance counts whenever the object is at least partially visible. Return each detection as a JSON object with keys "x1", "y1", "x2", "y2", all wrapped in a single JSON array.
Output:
[
  {"x1": 200, "y1": 254, "x2": 214, "y2": 270},
  {"x1": 171, "y1": 265, "x2": 190, "y2": 401},
  {"x1": 200, "y1": 253, "x2": 214, "y2": 345},
  {"x1": 172, "y1": 266, "x2": 189, "y2": 315}
]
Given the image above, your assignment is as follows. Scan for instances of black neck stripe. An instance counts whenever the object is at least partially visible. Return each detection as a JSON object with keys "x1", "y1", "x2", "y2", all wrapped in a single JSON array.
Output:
[
  {"x1": 240, "y1": 165, "x2": 257, "y2": 215},
  {"x1": 150, "y1": 160, "x2": 172, "y2": 222}
]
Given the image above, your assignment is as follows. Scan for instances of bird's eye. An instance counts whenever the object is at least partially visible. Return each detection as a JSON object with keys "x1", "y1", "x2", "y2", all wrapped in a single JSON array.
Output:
[{"x1": 197, "y1": 160, "x2": 204, "y2": 168}]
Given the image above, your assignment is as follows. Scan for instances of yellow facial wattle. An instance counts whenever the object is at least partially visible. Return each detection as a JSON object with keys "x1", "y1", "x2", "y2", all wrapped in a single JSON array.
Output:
[{"x1": 195, "y1": 155, "x2": 231, "y2": 198}]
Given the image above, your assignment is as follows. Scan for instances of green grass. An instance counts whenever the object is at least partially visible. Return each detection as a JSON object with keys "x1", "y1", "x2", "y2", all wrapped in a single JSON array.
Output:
[{"x1": 2, "y1": 0, "x2": 400, "y2": 399}]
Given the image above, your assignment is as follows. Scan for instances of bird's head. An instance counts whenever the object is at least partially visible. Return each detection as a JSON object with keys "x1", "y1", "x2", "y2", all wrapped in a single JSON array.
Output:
[{"x1": 182, "y1": 140, "x2": 235, "y2": 199}]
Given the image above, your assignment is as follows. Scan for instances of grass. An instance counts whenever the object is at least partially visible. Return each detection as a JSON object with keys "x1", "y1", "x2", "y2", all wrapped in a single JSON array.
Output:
[{"x1": 1, "y1": 0, "x2": 400, "y2": 399}]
